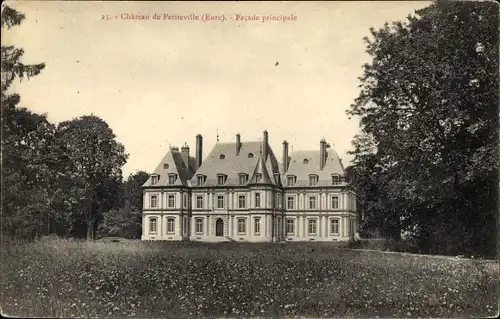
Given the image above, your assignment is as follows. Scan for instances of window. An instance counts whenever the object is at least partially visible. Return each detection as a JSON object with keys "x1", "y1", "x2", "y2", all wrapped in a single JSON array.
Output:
[
  {"x1": 332, "y1": 195, "x2": 339, "y2": 209},
  {"x1": 167, "y1": 218, "x2": 175, "y2": 233},
  {"x1": 197, "y1": 175, "x2": 206, "y2": 186},
  {"x1": 287, "y1": 176, "x2": 296, "y2": 186},
  {"x1": 331, "y1": 219, "x2": 340, "y2": 235},
  {"x1": 308, "y1": 219, "x2": 317, "y2": 235},
  {"x1": 248, "y1": 153, "x2": 254, "y2": 158},
  {"x1": 151, "y1": 175, "x2": 158, "y2": 185},
  {"x1": 303, "y1": 158, "x2": 309, "y2": 164},
  {"x1": 149, "y1": 218, "x2": 157, "y2": 234},
  {"x1": 332, "y1": 174, "x2": 341, "y2": 185},
  {"x1": 183, "y1": 194, "x2": 188, "y2": 207},
  {"x1": 168, "y1": 174, "x2": 177, "y2": 185},
  {"x1": 195, "y1": 218, "x2": 203, "y2": 234},
  {"x1": 255, "y1": 173, "x2": 262, "y2": 183},
  {"x1": 168, "y1": 195, "x2": 175, "y2": 208},
  {"x1": 239, "y1": 174, "x2": 248, "y2": 185},
  {"x1": 196, "y1": 195, "x2": 203, "y2": 209},
  {"x1": 163, "y1": 164, "x2": 169, "y2": 169},
  {"x1": 150, "y1": 195, "x2": 158, "y2": 208},
  {"x1": 238, "y1": 195, "x2": 246, "y2": 209},
  {"x1": 309, "y1": 175, "x2": 318, "y2": 186},
  {"x1": 274, "y1": 173, "x2": 281, "y2": 184},
  {"x1": 219, "y1": 154, "x2": 225, "y2": 159},
  {"x1": 309, "y1": 196, "x2": 316, "y2": 209},
  {"x1": 286, "y1": 219, "x2": 295, "y2": 235},
  {"x1": 237, "y1": 218, "x2": 246, "y2": 234},
  {"x1": 287, "y1": 196, "x2": 294, "y2": 210},
  {"x1": 254, "y1": 193, "x2": 261, "y2": 208},
  {"x1": 217, "y1": 195, "x2": 224, "y2": 209},
  {"x1": 277, "y1": 217, "x2": 282, "y2": 236},
  {"x1": 254, "y1": 218, "x2": 260, "y2": 235},
  {"x1": 217, "y1": 174, "x2": 226, "y2": 185}
]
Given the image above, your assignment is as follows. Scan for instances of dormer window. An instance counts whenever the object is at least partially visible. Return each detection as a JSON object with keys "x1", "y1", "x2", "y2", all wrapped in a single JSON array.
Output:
[
  {"x1": 168, "y1": 173, "x2": 177, "y2": 185},
  {"x1": 309, "y1": 174, "x2": 318, "y2": 186},
  {"x1": 255, "y1": 173, "x2": 262, "y2": 183},
  {"x1": 303, "y1": 159, "x2": 309, "y2": 164},
  {"x1": 331, "y1": 174, "x2": 341, "y2": 185},
  {"x1": 273, "y1": 173, "x2": 281, "y2": 184},
  {"x1": 239, "y1": 173, "x2": 248, "y2": 185},
  {"x1": 217, "y1": 174, "x2": 227, "y2": 186},
  {"x1": 287, "y1": 175, "x2": 296, "y2": 187},
  {"x1": 151, "y1": 175, "x2": 158, "y2": 186},
  {"x1": 163, "y1": 164, "x2": 169, "y2": 169},
  {"x1": 248, "y1": 153, "x2": 254, "y2": 158},
  {"x1": 197, "y1": 175, "x2": 206, "y2": 186},
  {"x1": 220, "y1": 154, "x2": 225, "y2": 159}
]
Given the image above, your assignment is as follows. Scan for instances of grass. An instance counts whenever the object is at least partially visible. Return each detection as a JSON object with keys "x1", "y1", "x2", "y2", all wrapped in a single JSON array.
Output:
[{"x1": 1, "y1": 238, "x2": 498, "y2": 318}]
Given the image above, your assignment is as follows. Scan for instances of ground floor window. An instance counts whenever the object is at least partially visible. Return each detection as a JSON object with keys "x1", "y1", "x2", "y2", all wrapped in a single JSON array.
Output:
[
  {"x1": 237, "y1": 218, "x2": 246, "y2": 234},
  {"x1": 195, "y1": 218, "x2": 203, "y2": 234},
  {"x1": 149, "y1": 218, "x2": 157, "y2": 234},
  {"x1": 286, "y1": 219, "x2": 294, "y2": 235},
  {"x1": 254, "y1": 218, "x2": 260, "y2": 235},
  {"x1": 167, "y1": 218, "x2": 175, "y2": 233},
  {"x1": 308, "y1": 219, "x2": 317, "y2": 235},
  {"x1": 331, "y1": 219, "x2": 339, "y2": 235}
]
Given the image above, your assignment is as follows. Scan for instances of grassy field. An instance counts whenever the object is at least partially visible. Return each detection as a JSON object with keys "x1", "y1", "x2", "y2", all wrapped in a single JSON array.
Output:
[{"x1": 1, "y1": 239, "x2": 498, "y2": 318}]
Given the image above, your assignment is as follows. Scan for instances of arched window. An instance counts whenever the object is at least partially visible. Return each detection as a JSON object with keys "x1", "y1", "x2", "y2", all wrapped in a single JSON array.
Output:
[{"x1": 303, "y1": 158, "x2": 309, "y2": 164}]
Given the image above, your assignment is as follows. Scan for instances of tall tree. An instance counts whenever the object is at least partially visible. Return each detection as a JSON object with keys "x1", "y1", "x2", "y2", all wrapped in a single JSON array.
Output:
[
  {"x1": 347, "y1": 1, "x2": 498, "y2": 257},
  {"x1": 56, "y1": 115, "x2": 128, "y2": 240}
]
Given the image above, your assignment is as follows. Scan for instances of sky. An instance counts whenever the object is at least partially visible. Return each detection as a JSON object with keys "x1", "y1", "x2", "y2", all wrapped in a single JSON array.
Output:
[{"x1": 4, "y1": 1, "x2": 430, "y2": 177}]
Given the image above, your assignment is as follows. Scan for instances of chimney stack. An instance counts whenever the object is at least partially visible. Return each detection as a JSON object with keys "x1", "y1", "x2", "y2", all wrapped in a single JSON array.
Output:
[
  {"x1": 181, "y1": 143, "x2": 190, "y2": 169},
  {"x1": 196, "y1": 134, "x2": 203, "y2": 169},
  {"x1": 282, "y1": 140, "x2": 289, "y2": 173},
  {"x1": 236, "y1": 133, "x2": 241, "y2": 155},
  {"x1": 262, "y1": 130, "x2": 269, "y2": 160},
  {"x1": 320, "y1": 139, "x2": 326, "y2": 170}
]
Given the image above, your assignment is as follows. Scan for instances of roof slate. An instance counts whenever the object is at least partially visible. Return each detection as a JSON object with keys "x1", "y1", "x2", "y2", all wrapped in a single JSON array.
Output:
[{"x1": 142, "y1": 150, "x2": 196, "y2": 187}]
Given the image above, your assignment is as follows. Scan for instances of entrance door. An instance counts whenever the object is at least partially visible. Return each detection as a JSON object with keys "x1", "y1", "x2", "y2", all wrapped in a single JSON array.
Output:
[{"x1": 215, "y1": 218, "x2": 224, "y2": 237}]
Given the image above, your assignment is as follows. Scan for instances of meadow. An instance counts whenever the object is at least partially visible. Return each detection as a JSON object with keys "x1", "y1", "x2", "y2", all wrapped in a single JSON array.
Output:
[{"x1": 1, "y1": 239, "x2": 498, "y2": 318}]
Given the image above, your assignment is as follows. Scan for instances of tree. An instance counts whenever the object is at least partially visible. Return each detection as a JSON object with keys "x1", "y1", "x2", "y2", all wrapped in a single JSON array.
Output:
[
  {"x1": 347, "y1": 1, "x2": 498, "y2": 257},
  {"x1": 98, "y1": 171, "x2": 149, "y2": 239},
  {"x1": 55, "y1": 115, "x2": 128, "y2": 240}
]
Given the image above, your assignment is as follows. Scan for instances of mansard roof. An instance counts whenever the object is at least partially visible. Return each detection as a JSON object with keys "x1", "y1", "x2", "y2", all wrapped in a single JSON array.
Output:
[
  {"x1": 191, "y1": 141, "x2": 281, "y2": 187},
  {"x1": 283, "y1": 148, "x2": 345, "y2": 187},
  {"x1": 142, "y1": 149, "x2": 196, "y2": 187}
]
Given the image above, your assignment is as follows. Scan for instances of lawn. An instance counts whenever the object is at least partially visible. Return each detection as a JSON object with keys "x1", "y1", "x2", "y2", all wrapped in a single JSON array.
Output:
[{"x1": 1, "y1": 239, "x2": 498, "y2": 318}]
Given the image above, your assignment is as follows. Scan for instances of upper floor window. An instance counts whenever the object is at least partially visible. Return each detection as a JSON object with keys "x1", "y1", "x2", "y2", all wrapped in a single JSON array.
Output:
[
  {"x1": 168, "y1": 174, "x2": 177, "y2": 185},
  {"x1": 287, "y1": 175, "x2": 296, "y2": 187},
  {"x1": 309, "y1": 196, "x2": 317, "y2": 209},
  {"x1": 274, "y1": 173, "x2": 281, "y2": 184},
  {"x1": 303, "y1": 158, "x2": 309, "y2": 164},
  {"x1": 219, "y1": 154, "x2": 225, "y2": 159},
  {"x1": 183, "y1": 193, "x2": 188, "y2": 207},
  {"x1": 238, "y1": 195, "x2": 246, "y2": 209},
  {"x1": 196, "y1": 195, "x2": 204, "y2": 209},
  {"x1": 163, "y1": 164, "x2": 169, "y2": 169},
  {"x1": 217, "y1": 195, "x2": 225, "y2": 209},
  {"x1": 197, "y1": 175, "x2": 206, "y2": 186},
  {"x1": 217, "y1": 174, "x2": 227, "y2": 186},
  {"x1": 331, "y1": 174, "x2": 341, "y2": 185},
  {"x1": 309, "y1": 174, "x2": 318, "y2": 186},
  {"x1": 332, "y1": 195, "x2": 339, "y2": 209},
  {"x1": 239, "y1": 173, "x2": 248, "y2": 185},
  {"x1": 287, "y1": 196, "x2": 295, "y2": 210},
  {"x1": 248, "y1": 153, "x2": 254, "y2": 158},
  {"x1": 168, "y1": 195, "x2": 175, "y2": 208},
  {"x1": 255, "y1": 193, "x2": 261, "y2": 208},
  {"x1": 150, "y1": 195, "x2": 158, "y2": 208},
  {"x1": 151, "y1": 175, "x2": 158, "y2": 186},
  {"x1": 255, "y1": 173, "x2": 262, "y2": 183}
]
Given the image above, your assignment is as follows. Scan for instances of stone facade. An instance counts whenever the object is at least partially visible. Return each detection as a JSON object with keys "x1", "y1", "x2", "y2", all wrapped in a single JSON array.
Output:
[{"x1": 141, "y1": 131, "x2": 357, "y2": 242}]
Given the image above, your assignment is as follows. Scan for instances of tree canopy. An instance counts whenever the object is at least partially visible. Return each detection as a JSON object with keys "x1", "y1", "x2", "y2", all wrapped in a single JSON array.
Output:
[{"x1": 347, "y1": 0, "x2": 498, "y2": 257}]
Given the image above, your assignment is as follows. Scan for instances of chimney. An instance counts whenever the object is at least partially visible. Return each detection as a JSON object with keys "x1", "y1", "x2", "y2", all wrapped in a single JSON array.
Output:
[
  {"x1": 196, "y1": 134, "x2": 203, "y2": 169},
  {"x1": 236, "y1": 133, "x2": 241, "y2": 155},
  {"x1": 320, "y1": 139, "x2": 326, "y2": 169},
  {"x1": 282, "y1": 140, "x2": 289, "y2": 173},
  {"x1": 181, "y1": 142, "x2": 190, "y2": 168},
  {"x1": 262, "y1": 130, "x2": 269, "y2": 160}
]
